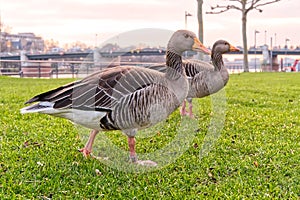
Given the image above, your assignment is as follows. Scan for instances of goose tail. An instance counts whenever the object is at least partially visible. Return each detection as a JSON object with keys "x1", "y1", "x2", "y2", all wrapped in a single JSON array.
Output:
[{"x1": 20, "y1": 102, "x2": 55, "y2": 114}]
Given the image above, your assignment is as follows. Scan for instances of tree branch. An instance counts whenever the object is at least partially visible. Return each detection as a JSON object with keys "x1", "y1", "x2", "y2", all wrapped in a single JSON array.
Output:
[
  {"x1": 246, "y1": 0, "x2": 282, "y2": 14},
  {"x1": 206, "y1": 4, "x2": 242, "y2": 14},
  {"x1": 254, "y1": 0, "x2": 282, "y2": 8},
  {"x1": 207, "y1": 0, "x2": 282, "y2": 15}
]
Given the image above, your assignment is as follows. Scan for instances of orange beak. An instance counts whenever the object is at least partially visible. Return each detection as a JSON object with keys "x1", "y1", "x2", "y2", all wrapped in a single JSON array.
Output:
[
  {"x1": 229, "y1": 44, "x2": 240, "y2": 52},
  {"x1": 192, "y1": 38, "x2": 211, "y2": 55}
]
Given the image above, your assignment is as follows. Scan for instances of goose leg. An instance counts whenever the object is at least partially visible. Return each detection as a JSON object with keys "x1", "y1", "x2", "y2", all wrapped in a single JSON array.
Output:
[
  {"x1": 79, "y1": 129, "x2": 99, "y2": 157},
  {"x1": 128, "y1": 136, "x2": 137, "y2": 162},
  {"x1": 180, "y1": 100, "x2": 188, "y2": 116},
  {"x1": 187, "y1": 98, "x2": 194, "y2": 118},
  {"x1": 127, "y1": 135, "x2": 157, "y2": 167}
]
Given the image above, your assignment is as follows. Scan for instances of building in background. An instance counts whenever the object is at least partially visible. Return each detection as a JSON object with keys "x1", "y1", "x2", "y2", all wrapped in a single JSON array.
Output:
[{"x1": 0, "y1": 32, "x2": 44, "y2": 54}]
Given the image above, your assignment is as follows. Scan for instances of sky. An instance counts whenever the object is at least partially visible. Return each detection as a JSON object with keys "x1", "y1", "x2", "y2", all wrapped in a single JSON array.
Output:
[{"x1": 0, "y1": 0, "x2": 299, "y2": 48}]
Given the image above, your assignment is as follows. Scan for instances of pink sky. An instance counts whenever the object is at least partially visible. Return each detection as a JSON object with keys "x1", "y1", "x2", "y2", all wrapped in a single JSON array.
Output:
[{"x1": 1, "y1": 0, "x2": 299, "y2": 48}]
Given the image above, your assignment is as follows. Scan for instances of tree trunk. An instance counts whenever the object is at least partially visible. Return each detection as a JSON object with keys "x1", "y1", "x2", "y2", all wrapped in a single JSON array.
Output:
[
  {"x1": 242, "y1": 11, "x2": 249, "y2": 72},
  {"x1": 197, "y1": 0, "x2": 204, "y2": 60}
]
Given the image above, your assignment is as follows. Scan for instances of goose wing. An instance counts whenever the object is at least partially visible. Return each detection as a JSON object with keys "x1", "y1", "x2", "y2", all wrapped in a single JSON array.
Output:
[
  {"x1": 142, "y1": 63, "x2": 167, "y2": 73},
  {"x1": 25, "y1": 66, "x2": 161, "y2": 112},
  {"x1": 184, "y1": 59, "x2": 213, "y2": 77},
  {"x1": 142, "y1": 59, "x2": 213, "y2": 79}
]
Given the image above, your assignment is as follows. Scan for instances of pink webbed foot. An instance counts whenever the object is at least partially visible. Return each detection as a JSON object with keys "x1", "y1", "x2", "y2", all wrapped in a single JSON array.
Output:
[
  {"x1": 78, "y1": 129, "x2": 99, "y2": 158},
  {"x1": 78, "y1": 148, "x2": 91, "y2": 157},
  {"x1": 180, "y1": 109, "x2": 188, "y2": 116}
]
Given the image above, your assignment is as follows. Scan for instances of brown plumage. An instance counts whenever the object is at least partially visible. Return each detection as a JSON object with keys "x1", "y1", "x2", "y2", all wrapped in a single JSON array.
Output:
[{"x1": 20, "y1": 30, "x2": 210, "y2": 166}]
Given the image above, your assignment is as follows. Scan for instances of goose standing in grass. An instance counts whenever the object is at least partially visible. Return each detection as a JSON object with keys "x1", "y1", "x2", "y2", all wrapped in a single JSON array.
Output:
[
  {"x1": 145, "y1": 40, "x2": 239, "y2": 118},
  {"x1": 181, "y1": 40, "x2": 239, "y2": 117},
  {"x1": 20, "y1": 30, "x2": 210, "y2": 166}
]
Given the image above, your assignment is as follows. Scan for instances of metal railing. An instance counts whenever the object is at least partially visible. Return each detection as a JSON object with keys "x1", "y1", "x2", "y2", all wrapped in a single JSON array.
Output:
[{"x1": 0, "y1": 60, "x2": 163, "y2": 78}]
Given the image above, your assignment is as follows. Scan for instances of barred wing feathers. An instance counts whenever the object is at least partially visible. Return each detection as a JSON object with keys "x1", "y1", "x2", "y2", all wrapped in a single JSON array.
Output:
[{"x1": 21, "y1": 66, "x2": 180, "y2": 131}]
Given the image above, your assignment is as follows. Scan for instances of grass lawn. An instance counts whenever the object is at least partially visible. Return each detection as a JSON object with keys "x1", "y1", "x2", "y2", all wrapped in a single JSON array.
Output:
[{"x1": 0, "y1": 73, "x2": 299, "y2": 199}]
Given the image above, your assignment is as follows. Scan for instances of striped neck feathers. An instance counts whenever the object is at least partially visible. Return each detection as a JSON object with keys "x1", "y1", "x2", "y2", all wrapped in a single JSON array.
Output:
[
  {"x1": 165, "y1": 50, "x2": 185, "y2": 79},
  {"x1": 211, "y1": 51, "x2": 224, "y2": 71},
  {"x1": 211, "y1": 51, "x2": 229, "y2": 85}
]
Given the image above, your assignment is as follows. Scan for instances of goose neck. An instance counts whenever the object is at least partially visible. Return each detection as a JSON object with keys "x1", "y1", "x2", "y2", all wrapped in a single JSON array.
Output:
[
  {"x1": 212, "y1": 52, "x2": 224, "y2": 71},
  {"x1": 165, "y1": 50, "x2": 185, "y2": 79},
  {"x1": 212, "y1": 51, "x2": 229, "y2": 85}
]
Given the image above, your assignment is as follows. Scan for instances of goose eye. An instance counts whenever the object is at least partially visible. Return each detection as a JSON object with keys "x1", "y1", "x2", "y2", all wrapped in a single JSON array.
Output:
[{"x1": 184, "y1": 34, "x2": 189, "y2": 38}]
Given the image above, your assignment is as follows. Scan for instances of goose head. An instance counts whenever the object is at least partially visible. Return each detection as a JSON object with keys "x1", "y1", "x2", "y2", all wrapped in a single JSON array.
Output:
[
  {"x1": 167, "y1": 30, "x2": 210, "y2": 55},
  {"x1": 212, "y1": 40, "x2": 240, "y2": 55}
]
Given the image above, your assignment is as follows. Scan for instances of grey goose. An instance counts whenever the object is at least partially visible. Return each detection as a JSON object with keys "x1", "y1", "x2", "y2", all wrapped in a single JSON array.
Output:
[
  {"x1": 20, "y1": 30, "x2": 211, "y2": 166},
  {"x1": 144, "y1": 40, "x2": 239, "y2": 118}
]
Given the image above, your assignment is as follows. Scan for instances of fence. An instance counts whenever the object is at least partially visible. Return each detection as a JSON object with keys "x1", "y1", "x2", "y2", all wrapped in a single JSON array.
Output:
[
  {"x1": 0, "y1": 59, "x2": 248, "y2": 78},
  {"x1": 0, "y1": 60, "x2": 116, "y2": 78},
  {"x1": 0, "y1": 60, "x2": 169, "y2": 78}
]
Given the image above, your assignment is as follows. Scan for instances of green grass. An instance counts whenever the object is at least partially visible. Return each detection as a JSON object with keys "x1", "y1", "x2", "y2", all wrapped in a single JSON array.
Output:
[{"x1": 0, "y1": 73, "x2": 299, "y2": 199}]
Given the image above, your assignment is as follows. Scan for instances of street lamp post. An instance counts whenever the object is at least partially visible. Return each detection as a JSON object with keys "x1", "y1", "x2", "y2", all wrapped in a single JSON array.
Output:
[
  {"x1": 285, "y1": 38, "x2": 290, "y2": 48},
  {"x1": 285, "y1": 38, "x2": 290, "y2": 68},
  {"x1": 184, "y1": 11, "x2": 192, "y2": 58},
  {"x1": 95, "y1": 34, "x2": 98, "y2": 49},
  {"x1": 254, "y1": 30, "x2": 260, "y2": 72},
  {"x1": 270, "y1": 37, "x2": 273, "y2": 71},
  {"x1": 185, "y1": 11, "x2": 192, "y2": 29},
  {"x1": 264, "y1": 30, "x2": 267, "y2": 45}
]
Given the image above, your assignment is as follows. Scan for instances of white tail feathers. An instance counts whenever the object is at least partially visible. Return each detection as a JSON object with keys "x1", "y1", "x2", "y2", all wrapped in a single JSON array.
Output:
[{"x1": 20, "y1": 102, "x2": 55, "y2": 114}]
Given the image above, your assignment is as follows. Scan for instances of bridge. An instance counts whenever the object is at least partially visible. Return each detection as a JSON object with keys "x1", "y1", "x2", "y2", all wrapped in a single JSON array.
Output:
[
  {"x1": 0, "y1": 49, "x2": 173, "y2": 78},
  {"x1": 1, "y1": 48, "x2": 299, "y2": 77},
  {"x1": 1, "y1": 49, "x2": 300, "y2": 61},
  {"x1": 0, "y1": 50, "x2": 169, "y2": 61},
  {"x1": 230, "y1": 49, "x2": 300, "y2": 56}
]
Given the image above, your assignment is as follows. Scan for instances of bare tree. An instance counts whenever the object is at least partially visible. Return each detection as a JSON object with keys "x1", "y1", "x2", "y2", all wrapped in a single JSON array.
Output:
[
  {"x1": 197, "y1": 0, "x2": 204, "y2": 59},
  {"x1": 197, "y1": 0, "x2": 204, "y2": 43},
  {"x1": 207, "y1": 0, "x2": 282, "y2": 72}
]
